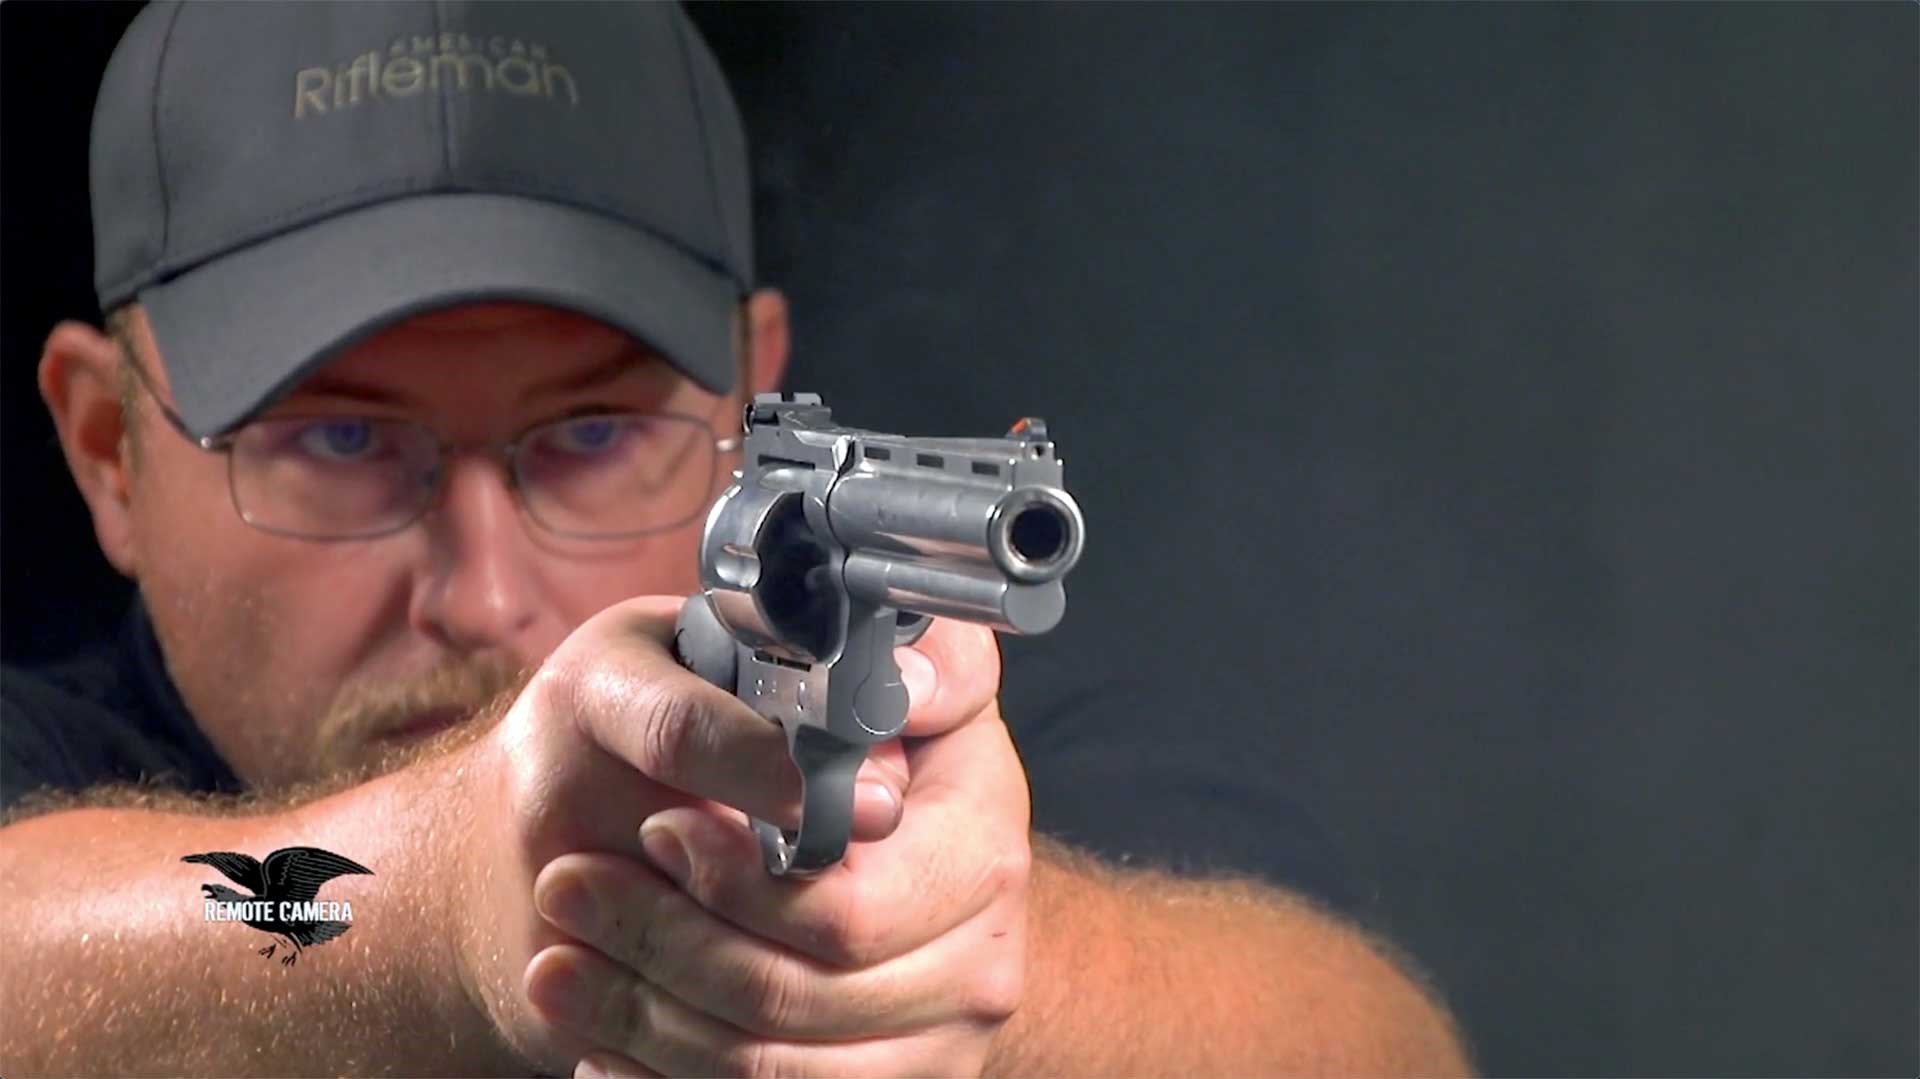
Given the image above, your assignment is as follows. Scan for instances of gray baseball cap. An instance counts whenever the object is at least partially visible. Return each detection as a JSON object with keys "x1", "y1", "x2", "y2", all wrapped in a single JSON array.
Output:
[{"x1": 91, "y1": 0, "x2": 752, "y2": 439}]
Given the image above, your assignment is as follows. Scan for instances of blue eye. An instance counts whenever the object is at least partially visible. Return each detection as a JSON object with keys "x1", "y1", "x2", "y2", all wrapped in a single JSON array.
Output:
[
  {"x1": 550, "y1": 417, "x2": 627, "y2": 455},
  {"x1": 296, "y1": 420, "x2": 377, "y2": 460}
]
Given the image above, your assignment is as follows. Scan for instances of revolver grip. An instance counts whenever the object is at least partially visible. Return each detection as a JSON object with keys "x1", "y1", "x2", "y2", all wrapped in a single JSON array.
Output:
[{"x1": 672, "y1": 593, "x2": 866, "y2": 877}]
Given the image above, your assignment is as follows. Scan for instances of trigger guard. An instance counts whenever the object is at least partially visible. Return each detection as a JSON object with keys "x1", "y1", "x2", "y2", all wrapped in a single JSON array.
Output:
[
  {"x1": 893, "y1": 611, "x2": 933, "y2": 647},
  {"x1": 752, "y1": 725, "x2": 868, "y2": 877}
]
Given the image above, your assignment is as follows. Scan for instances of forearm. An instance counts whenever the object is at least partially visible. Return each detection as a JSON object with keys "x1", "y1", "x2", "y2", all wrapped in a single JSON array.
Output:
[
  {"x1": 985, "y1": 836, "x2": 1472, "y2": 1078},
  {"x1": 0, "y1": 754, "x2": 517, "y2": 1077}
]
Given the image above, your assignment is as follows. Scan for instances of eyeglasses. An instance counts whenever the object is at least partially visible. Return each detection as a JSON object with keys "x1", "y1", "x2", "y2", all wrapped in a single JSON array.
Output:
[{"x1": 126, "y1": 355, "x2": 741, "y2": 541}]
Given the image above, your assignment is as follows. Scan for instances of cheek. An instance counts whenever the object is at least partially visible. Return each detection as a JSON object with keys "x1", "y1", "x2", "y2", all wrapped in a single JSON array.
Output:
[
  {"x1": 127, "y1": 454, "x2": 407, "y2": 781},
  {"x1": 531, "y1": 458, "x2": 740, "y2": 640},
  {"x1": 127, "y1": 455, "x2": 274, "y2": 645},
  {"x1": 132, "y1": 456, "x2": 392, "y2": 656},
  {"x1": 539, "y1": 525, "x2": 707, "y2": 635}
]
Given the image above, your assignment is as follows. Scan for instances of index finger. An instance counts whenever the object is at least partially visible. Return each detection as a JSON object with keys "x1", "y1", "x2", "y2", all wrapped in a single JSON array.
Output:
[
  {"x1": 551, "y1": 598, "x2": 911, "y2": 838},
  {"x1": 550, "y1": 599, "x2": 796, "y2": 823}
]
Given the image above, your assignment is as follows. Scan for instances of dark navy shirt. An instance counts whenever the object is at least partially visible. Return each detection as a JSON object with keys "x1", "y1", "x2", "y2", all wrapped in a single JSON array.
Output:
[{"x1": 2, "y1": 602, "x2": 242, "y2": 812}]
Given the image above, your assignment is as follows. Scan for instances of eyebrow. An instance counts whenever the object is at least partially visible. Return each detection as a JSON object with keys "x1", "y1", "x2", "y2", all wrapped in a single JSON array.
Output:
[{"x1": 292, "y1": 346, "x2": 663, "y2": 408}]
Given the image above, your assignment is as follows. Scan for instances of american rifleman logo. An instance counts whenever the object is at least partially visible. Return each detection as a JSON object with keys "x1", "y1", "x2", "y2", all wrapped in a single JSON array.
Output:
[
  {"x1": 294, "y1": 33, "x2": 580, "y2": 119},
  {"x1": 184, "y1": 846, "x2": 372, "y2": 967}
]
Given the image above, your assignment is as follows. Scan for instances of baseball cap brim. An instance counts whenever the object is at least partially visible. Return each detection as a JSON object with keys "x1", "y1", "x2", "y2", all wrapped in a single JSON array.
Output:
[{"x1": 137, "y1": 193, "x2": 743, "y2": 439}]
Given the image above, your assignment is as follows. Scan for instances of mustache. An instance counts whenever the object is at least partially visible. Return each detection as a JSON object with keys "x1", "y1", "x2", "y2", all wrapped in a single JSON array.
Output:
[{"x1": 317, "y1": 654, "x2": 531, "y2": 748}]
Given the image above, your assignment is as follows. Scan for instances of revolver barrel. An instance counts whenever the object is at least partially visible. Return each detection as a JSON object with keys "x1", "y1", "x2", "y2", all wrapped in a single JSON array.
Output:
[{"x1": 826, "y1": 452, "x2": 1084, "y2": 634}]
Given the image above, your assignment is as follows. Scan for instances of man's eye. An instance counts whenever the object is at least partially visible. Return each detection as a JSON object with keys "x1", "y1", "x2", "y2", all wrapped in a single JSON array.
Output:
[
  {"x1": 295, "y1": 420, "x2": 380, "y2": 461},
  {"x1": 546, "y1": 416, "x2": 630, "y2": 455}
]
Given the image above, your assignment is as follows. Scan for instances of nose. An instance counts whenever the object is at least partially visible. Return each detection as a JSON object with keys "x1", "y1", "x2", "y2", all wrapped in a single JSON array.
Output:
[{"x1": 410, "y1": 454, "x2": 543, "y2": 656}]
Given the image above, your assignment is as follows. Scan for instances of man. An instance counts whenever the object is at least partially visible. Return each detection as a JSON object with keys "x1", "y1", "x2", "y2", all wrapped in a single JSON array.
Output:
[{"x1": 0, "y1": 3, "x2": 1470, "y2": 1075}]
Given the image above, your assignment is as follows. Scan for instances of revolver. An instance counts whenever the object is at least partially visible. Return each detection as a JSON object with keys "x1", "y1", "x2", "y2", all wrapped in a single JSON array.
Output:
[{"x1": 672, "y1": 392, "x2": 1086, "y2": 877}]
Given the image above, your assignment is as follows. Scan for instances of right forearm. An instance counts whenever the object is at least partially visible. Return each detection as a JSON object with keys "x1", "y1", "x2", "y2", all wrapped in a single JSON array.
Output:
[{"x1": 0, "y1": 755, "x2": 520, "y2": 1077}]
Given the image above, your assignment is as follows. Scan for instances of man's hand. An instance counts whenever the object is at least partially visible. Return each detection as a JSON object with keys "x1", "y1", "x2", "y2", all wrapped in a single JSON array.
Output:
[{"x1": 454, "y1": 596, "x2": 1029, "y2": 1077}]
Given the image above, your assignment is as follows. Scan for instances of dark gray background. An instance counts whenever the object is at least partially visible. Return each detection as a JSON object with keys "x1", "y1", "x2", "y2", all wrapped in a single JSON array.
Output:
[{"x1": 4, "y1": 3, "x2": 1914, "y2": 1075}]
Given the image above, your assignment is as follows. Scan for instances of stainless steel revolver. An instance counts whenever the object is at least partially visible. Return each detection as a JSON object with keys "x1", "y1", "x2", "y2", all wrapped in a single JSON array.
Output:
[{"x1": 672, "y1": 392, "x2": 1086, "y2": 876}]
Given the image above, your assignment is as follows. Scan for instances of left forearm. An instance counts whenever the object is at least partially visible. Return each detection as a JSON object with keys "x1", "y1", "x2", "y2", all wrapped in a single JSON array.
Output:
[{"x1": 985, "y1": 836, "x2": 1472, "y2": 1078}]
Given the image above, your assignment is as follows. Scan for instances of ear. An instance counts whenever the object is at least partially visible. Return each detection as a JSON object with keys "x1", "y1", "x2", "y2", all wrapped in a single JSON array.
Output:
[
  {"x1": 741, "y1": 288, "x2": 790, "y2": 397},
  {"x1": 38, "y1": 319, "x2": 139, "y2": 577}
]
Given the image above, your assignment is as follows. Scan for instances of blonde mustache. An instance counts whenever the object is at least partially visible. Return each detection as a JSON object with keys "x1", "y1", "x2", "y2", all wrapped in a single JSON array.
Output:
[{"x1": 308, "y1": 655, "x2": 532, "y2": 780}]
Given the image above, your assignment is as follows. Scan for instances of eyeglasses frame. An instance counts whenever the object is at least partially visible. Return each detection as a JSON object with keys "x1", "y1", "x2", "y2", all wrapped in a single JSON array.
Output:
[{"x1": 120, "y1": 347, "x2": 744, "y2": 542}]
